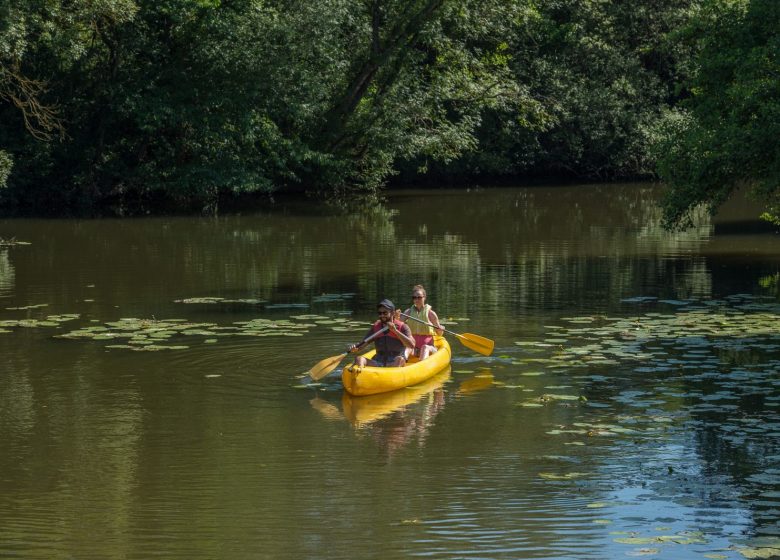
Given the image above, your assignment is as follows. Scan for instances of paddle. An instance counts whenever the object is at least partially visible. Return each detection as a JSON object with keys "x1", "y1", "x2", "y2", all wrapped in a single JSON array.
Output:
[
  {"x1": 308, "y1": 326, "x2": 389, "y2": 381},
  {"x1": 400, "y1": 312, "x2": 494, "y2": 356}
]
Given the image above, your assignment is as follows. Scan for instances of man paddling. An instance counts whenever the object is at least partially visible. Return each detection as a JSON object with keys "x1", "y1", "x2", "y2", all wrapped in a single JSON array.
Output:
[{"x1": 347, "y1": 299, "x2": 415, "y2": 368}]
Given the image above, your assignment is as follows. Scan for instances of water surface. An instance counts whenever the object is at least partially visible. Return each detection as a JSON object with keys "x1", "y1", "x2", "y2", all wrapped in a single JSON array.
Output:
[{"x1": 1, "y1": 184, "x2": 779, "y2": 559}]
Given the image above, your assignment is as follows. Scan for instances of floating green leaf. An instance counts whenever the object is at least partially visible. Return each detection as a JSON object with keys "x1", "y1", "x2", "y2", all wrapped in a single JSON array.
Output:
[
  {"x1": 625, "y1": 549, "x2": 659, "y2": 556},
  {"x1": 539, "y1": 472, "x2": 588, "y2": 480},
  {"x1": 6, "y1": 303, "x2": 49, "y2": 310},
  {"x1": 739, "y1": 548, "x2": 780, "y2": 559}
]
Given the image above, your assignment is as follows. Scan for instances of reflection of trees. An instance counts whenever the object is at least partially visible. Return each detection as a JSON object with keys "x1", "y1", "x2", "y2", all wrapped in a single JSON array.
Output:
[
  {"x1": 381, "y1": 184, "x2": 721, "y2": 319},
  {"x1": 685, "y1": 349, "x2": 780, "y2": 537},
  {"x1": 0, "y1": 248, "x2": 14, "y2": 295},
  {"x1": 577, "y1": 335, "x2": 780, "y2": 539},
  {"x1": 759, "y1": 273, "x2": 779, "y2": 298},
  {"x1": 3, "y1": 184, "x2": 759, "y2": 324},
  {"x1": 324, "y1": 183, "x2": 724, "y2": 319},
  {"x1": 392, "y1": 184, "x2": 712, "y2": 259},
  {"x1": 0, "y1": 211, "x2": 397, "y2": 316},
  {"x1": 0, "y1": 346, "x2": 142, "y2": 557}
]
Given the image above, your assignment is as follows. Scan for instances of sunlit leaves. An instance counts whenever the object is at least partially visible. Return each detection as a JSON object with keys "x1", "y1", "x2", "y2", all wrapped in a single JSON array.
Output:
[{"x1": 656, "y1": 0, "x2": 780, "y2": 229}]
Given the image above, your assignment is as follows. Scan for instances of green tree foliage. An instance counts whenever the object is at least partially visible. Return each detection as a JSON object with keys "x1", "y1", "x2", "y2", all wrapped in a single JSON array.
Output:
[
  {"x1": 0, "y1": 149, "x2": 10, "y2": 188},
  {"x1": 0, "y1": 0, "x2": 728, "y2": 216},
  {"x1": 276, "y1": 0, "x2": 535, "y2": 201},
  {"x1": 433, "y1": 0, "x2": 701, "y2": 182},
  {"x1": 0, "y1": 0, "x2": 65, "y2": 190},
  {"x1": 0, "y1": 0, "x2": 531, "y2": 213},
  {"x1": 656, "y1": 0, "x2": 780, "y2": 228}
]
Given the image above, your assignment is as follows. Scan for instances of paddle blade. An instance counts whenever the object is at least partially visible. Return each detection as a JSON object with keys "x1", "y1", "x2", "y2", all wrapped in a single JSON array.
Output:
[
  {"x1": 456, "y1": 332, "x2": 495, "y2": 356},
  {"x1": 309, "y1": 352, "x2": 348, "y2": 381}
]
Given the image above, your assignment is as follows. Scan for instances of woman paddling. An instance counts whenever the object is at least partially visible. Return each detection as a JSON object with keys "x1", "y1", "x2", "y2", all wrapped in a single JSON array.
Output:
[{"x1": 402, "y1": 285, "x2": 444, "y2": 361}]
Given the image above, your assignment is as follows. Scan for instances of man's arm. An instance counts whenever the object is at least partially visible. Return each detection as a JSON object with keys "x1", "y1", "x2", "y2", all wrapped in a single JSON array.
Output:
[{"x1": 390, "y1": 321, "x2": 416, "y2": 349}]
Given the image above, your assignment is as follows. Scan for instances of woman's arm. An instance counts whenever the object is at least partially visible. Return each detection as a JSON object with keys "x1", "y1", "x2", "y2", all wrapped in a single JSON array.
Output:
[{"x1": 428, "y1": 309, "x2": 444, "y2": 336}]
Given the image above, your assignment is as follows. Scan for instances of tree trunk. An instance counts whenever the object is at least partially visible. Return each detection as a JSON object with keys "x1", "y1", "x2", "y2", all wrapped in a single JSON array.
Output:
[{"x1": 318, "y1": 0, "x2": 445, "y2": 152}]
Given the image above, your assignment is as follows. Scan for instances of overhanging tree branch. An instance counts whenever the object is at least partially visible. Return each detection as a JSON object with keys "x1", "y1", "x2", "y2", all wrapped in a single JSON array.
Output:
[
  {"x1": 0, "y1": 64, "x2": 65, "y2": 141},
  {"x1": 318, "y1": 0, "x2": 446, "y2": 152}
]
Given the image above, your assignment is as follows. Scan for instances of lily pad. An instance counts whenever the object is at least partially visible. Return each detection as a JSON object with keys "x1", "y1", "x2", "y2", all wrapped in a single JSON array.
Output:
[
  {"x1": 625, "y1": 549, "x2": 660, "y2": 557},
  {"x1": 6, "y1": 303, "x2": 49, "y2": 310},
  {"x1": 740, "y1": 548, "x2": 780, "y2": 559},
  {"x1": 539, "y1": 472, "x2": 588, "y2": 480}
]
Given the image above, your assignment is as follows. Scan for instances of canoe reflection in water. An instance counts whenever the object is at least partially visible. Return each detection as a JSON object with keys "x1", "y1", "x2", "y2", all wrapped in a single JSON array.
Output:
[
  {"x1": 310, "y1": 367, "x2": 496, "y2": 459},
  {"x1": 310, "y1": 368, "x2": 451, "y2": 460},
  {"x1": 455, "y1": 369, "x2": 494, "y2": 396}
]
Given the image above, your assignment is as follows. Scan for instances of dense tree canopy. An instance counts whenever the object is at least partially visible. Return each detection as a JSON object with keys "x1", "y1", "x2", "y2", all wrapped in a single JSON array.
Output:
[
  {"x1": 425, "y1": 0, "x2": 701, "y2": 183},
  {"x1": 1, "y1": 0, "x2": 774, "y2": 223},
  {"x1": 656, "y1": 0, "x2": 780, "y2": 228}
]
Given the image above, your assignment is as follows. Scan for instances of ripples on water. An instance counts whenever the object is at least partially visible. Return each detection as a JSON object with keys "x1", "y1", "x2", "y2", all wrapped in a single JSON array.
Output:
[{"x1": 0, "y1": 185, "x2": 779, "y2": 559}]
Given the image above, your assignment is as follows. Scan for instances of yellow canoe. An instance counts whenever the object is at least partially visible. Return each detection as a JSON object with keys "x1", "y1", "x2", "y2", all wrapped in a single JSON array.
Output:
[
  {"x1": 341, "y1": 336, "x2": 451, "y2": 396},
  {"x1": 341, "y1": 367, "x2": 451, "y2": 426}
]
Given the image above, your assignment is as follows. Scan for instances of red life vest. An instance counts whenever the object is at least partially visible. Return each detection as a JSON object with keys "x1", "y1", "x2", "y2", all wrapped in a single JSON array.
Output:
[
  {"x1": 371, "y1": 319, "x2": 405, "y2": 338},
  {"x1": 370, "y1": 320, "x2": 408, "y2": 360}
]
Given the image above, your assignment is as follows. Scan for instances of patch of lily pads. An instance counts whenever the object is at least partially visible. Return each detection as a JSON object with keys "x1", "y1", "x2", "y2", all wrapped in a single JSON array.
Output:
[
  {"x1": 613, "y1": 530, "x2": 707, "y2": 546},
  {"x1": 174, "y1": 297, "x2": 266, "y2": 305},
  {"x1": 56, "y1": 316, "x2": 312, "y2": 350},
  {"x1": 514, "y1": 297, "x2": 780, "y2": 377},
  {"x1": 2, "y1": 292, "x2": 407, "y2": 352},
  {"x1": 50, "y1": 311, "x2": 372, "y2": 351},
  {"x1": 311, "y1": 293, "x2": 355, "y2": 304},
  {"x1": 174, "y1": 295, "x2": 358, "y2": 310},
  {"x1": 508, "y1": 295, "x2": 780, "y2": 522},
  {"x1": 736, "y1": 537, "x2": 780, "y2": 559},
  {"x1": 0, "y1": 313, "x2": 80, "y2": 332},
  {"x1": 5, "y1": 303, "x2": 49, "y2": 310},
  {"x1": 505, "y1": 296, "x2": 780, "y2": 559}
]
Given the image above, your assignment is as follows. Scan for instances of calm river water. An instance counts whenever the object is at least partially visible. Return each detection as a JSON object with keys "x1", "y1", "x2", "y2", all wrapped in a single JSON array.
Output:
[{"x1": 1, "y1": 184, "x2": 779, "y2": 559}]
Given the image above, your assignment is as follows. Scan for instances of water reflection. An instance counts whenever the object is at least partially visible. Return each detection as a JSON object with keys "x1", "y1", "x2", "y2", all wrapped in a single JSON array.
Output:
[
  {"x1": 0, "y1": 185, "x2": 775, "y2": 324},
  {"x1": 0, "y1": 346, "x2": 144, "y2": 558},
  {"x1": 0, "y1": 248, "x2": 13, "y2": 296},
  {"x1": 310, "y1": 369, "x2": 451, "y2": 460},
  {"x1": 456, "y1": 369, "x2": 495, "y2": 397},
  {"x1": 1, "y1": 185, "x2": 779, "y2": 559}
]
